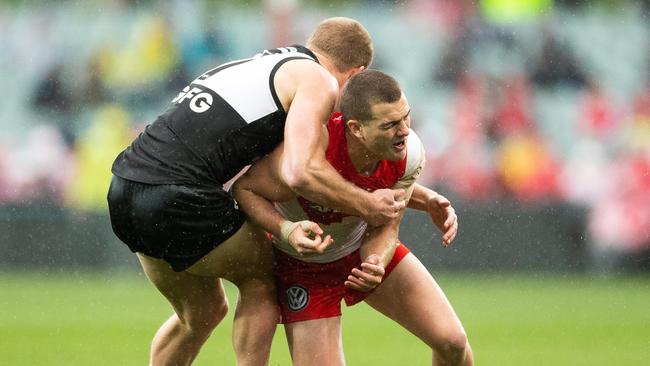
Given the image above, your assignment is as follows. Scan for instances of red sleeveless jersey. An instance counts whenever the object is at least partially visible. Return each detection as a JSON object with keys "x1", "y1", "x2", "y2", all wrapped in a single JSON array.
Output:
[{"x1": 297, "y1": 113, "x2": 407, "y2": 225}]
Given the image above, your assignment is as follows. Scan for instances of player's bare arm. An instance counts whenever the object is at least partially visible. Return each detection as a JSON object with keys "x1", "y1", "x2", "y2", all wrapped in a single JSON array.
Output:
[
  {"x1": 345, "y1": 212, "x2": 403, "y2": 292},
  {"x1": 345, "y1": 164, "x2": 414, "y2": 292},
  {"x1": 232, "y1": 146, "x2": 333, "y2": 254},
  {"x1": 274, "y1": 60, "x2": 406, "y2": 226},
  {"x1": 408, "y1": 183, "x2": 458, "y2": 247}
]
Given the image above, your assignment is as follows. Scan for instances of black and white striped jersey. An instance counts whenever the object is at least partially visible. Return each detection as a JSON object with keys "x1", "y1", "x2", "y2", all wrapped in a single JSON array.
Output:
[{"x1": 111, "y1": 45, "x2": 319, "y2": 186}]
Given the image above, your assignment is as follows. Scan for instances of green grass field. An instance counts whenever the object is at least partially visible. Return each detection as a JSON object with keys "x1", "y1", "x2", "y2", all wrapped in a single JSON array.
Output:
[{"x1": 1, "y1": 271, "x2": 649, "y2": 365}]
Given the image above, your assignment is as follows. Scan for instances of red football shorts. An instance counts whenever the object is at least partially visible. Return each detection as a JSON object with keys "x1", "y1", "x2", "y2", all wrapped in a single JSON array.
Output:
[{"x1": 273, "y1": 242, "x2": 411, "y2": 324}]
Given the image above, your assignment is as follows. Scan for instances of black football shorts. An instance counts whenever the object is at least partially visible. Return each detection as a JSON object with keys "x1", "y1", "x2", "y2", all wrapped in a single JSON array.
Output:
[{"x1": 107, "y1": 175, "x2": 245, "y2": 272}]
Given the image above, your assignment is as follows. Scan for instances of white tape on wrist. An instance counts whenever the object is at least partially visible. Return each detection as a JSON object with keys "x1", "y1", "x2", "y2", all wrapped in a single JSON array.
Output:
[{"x1": 280, "y1": 221, "x2": 302, "y2": 243}]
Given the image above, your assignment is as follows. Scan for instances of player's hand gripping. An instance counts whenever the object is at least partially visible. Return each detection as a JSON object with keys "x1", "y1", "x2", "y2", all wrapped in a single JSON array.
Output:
[
  {"x1": 281, "y1": 220, "x2": 333, "y2": 254},
  {"x1": 364, "y1": 188, "x2": 407, "y2": 227},
  {"x1": 427, "y1": 193, "x2": 458, "y2": 247},
  {"x1": 344, "y1": 254, "x2": 385, "y2": 292}
]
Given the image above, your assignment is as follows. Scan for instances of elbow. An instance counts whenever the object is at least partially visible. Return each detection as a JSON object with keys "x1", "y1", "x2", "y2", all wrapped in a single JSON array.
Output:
[
  {"x1": 283, "y1": 169, "x2": 311, "y2": 192},
  {"x1": 231, "y1": 172, "x2": 255, "y2": 201},
  {"x1": 280, "y1": 161, "x2": 314, "y2": 192},
  {"x1": 231, "y1": 180, "x2": 246, "y2": 202}
]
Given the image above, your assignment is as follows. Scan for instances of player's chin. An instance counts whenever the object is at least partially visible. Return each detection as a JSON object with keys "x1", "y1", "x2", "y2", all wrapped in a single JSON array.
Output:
[{"x1": 388, "y1": 147, "x2": 407, "y2": 161}]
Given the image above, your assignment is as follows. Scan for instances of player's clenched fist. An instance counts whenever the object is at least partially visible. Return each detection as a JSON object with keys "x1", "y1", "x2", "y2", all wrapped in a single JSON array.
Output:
[
  {"x1": 364, "y1": 188, "x2": 406, "y2": 227},
  {"x1": 344, "y1": 254, "x2": 385, "y2": 292}
]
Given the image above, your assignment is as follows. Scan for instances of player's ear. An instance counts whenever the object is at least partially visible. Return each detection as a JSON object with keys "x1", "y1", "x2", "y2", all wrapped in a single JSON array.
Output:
[
  {"x1": 346, "y1": 119, "x2": 364, "y2": 139},
  {"x1": 344, "y1": 65, "x2": 365, "y2": 81}
]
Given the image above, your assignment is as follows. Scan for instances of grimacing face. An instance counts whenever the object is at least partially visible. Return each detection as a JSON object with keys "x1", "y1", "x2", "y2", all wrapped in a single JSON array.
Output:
[{"x1": 359, "y1": 93, "x2": 411, "y2": 161}]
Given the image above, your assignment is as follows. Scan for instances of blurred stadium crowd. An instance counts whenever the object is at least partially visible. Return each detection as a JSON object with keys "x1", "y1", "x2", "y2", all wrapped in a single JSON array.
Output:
[{"x1": 1, "y1": 0, "x2": 649, "y2": 263}]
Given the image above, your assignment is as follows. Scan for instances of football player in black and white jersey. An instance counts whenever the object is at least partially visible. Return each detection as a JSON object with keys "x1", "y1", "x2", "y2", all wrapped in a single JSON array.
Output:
[{"x1": 107, "y1": 18, "x2": 407, "y2": 366}]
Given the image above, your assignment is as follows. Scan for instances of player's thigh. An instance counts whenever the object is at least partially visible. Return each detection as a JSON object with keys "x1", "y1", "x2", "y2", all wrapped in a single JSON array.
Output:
[
  {"x1": 364, "y1": 253, "x2": 466, "y2": 347},
  {"x1": 137, "y1": 253, "x2": 227, "y2": 323},
  {"x1": 186, "y1": 220, "x2": 274, "y2": 284},
  {"x1": 285, "y1": 317, "x2": 344, "y2": 366}
]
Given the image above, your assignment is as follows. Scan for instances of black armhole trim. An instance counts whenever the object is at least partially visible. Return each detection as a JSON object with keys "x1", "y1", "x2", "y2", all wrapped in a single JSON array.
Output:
[
  {"x1": 291, "y1": 45, "x2": 320, "y2": 64},
  {"x1": 268, "y1": 55, "x2": 319, "y2": 113}
]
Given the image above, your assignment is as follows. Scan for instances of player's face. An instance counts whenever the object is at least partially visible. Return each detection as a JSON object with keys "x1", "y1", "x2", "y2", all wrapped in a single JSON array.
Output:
[{"x1": 361, "y1": 94, "x2": 411, "y2": 161}]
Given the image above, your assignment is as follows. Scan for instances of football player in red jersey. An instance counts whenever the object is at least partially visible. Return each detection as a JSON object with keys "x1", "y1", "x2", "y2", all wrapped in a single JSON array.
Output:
[{"x1": 234, "y1": 70, "x2": 473, "y2": 366}]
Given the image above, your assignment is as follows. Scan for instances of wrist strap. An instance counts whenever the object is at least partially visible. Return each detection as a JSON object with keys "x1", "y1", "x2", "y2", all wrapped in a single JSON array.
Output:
[{"x1": 280, "y1": 221, "x2": 302, "y2": 243}]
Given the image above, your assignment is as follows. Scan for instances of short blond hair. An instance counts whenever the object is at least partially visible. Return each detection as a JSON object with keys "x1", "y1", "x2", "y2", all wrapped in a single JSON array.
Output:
[{"x1": 306, "y1": 17, "x2": 373, "y2": 72}]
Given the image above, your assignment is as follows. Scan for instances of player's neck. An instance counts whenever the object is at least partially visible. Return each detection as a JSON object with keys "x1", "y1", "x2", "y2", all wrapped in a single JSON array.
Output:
[
  {"x1": 313, "y1": 51, "x2": 346, "y2": 90},
  {"x1": 345, "y1": 130, "x2": 380, "y2": 176}
]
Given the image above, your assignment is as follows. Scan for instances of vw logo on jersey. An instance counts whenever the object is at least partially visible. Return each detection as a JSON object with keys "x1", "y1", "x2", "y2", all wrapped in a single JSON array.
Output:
[{"x1": 286, "y1": 285, "x2": 309, "y2": 312}]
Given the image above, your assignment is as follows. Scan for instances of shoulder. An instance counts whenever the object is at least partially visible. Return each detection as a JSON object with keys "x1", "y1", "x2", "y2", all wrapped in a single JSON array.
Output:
[
  {"x1": 278, "y1": 59, "x2": 337, "y2": 90},
  {"x1": 274, "y1": 59, "x2": 338, "y2": 110},
  {"x1": 405, "y1": 129, "x2": 425, "y2": 178},
  {"x1": 391, "y1": 129, "x2": 425, "y2": 196}
]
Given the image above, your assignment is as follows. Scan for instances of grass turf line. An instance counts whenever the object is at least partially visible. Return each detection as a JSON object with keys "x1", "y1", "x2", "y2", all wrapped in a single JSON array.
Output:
[{"x1": 1, "y1": 271, "x2": 649, "y2": 365}]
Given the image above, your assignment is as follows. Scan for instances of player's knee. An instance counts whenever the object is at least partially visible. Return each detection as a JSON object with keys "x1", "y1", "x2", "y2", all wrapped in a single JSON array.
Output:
[
  {"x1": 213, "y1": 298, "x2": 230, "y2": 323},
  {"x1": 434, "y1": 328, "x2": 469, "y2": 361},
  {"x1": 184, "y1": 298, "x2": 229, "y2": 334},
  {"x1": 207, "y1": 298, "x2": 230, "y2": 328}
]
